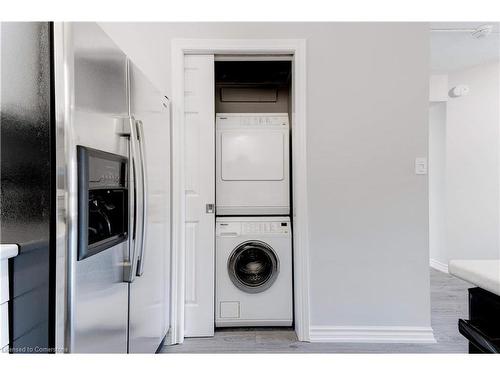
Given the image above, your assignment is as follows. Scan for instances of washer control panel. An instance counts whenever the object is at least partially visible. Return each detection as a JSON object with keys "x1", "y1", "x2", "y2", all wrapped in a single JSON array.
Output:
[
  {"x1": 242, "y1": 221, "x2": 289, "y2": 234},
  {"x1": 216, "y1": 220, "x2": 290, "y2": 236}
]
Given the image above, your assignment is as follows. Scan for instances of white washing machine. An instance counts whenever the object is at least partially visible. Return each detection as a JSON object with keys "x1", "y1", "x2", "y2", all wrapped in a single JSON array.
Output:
[
  {"x1": 215, "y1": 217, "x2": 293, "y2": 327},
  {"x1": 216, "y1": 113, "x2": 290, "y2": 216}
]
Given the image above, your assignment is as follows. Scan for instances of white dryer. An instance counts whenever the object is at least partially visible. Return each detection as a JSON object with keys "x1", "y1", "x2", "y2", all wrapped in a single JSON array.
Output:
[
  {"x1": 215, "y1": 217, "x2": 293, "y2": 327},
  {"x1": 216, "y1": 113, "x2": 290, "y2": 216}
]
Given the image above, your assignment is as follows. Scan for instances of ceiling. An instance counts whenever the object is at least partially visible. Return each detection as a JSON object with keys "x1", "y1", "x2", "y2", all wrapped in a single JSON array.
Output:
[{"x1": 430, "y1": 22, "x2": 500, "y2": 73}]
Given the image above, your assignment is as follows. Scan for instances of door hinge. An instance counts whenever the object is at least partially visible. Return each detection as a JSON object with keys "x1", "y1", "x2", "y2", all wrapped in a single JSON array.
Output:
[{"x1": 206, "y1": 204, "x2": 215, "y2": 214}]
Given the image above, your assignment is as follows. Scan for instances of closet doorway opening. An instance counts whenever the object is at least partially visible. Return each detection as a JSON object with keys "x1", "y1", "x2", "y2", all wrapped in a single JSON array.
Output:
[{"x1": 169, "y1": 39, "x2": 309, "y2": 345}]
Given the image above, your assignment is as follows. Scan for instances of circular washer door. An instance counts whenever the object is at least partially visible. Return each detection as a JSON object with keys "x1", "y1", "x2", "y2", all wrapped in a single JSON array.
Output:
[{"x1": 227, "y1": 240, "x2": 279, "y2": 294}]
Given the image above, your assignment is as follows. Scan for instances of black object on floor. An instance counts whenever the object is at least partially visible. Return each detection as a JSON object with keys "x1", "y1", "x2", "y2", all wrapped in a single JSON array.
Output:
[{"x1": 458, "y1": 287, "x2": 500, "y2": 353}]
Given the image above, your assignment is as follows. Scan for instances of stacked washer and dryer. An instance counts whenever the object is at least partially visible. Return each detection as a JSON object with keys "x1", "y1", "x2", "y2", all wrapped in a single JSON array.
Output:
[{"x1": 215, "y1": 113, "x2": 293, "y2": 327}]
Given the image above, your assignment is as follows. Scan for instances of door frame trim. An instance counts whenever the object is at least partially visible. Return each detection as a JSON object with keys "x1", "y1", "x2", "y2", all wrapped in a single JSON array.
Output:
[{"x1": 170, "y1": 38, "x2": 310, "y2": 344}]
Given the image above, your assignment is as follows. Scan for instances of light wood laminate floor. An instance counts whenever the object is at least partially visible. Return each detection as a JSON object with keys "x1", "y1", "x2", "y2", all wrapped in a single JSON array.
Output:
[{"x1": 161, "y1": 269, "x2": 472, "y2": 353}]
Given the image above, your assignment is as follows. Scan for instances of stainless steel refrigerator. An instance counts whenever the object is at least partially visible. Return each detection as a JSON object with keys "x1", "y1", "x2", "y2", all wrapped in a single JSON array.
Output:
[{"x1": 1, "y1": 22, "x2": 170, "y2": 353}]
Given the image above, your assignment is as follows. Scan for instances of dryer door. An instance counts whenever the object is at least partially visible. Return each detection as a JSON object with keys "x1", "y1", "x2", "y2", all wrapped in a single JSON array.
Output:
[
  {"x1": 228, "y1": 241, "x2": 279, "y2": 293},
  {"x1": 221, "y1": 131, "x2": 285, "y2": 181}
]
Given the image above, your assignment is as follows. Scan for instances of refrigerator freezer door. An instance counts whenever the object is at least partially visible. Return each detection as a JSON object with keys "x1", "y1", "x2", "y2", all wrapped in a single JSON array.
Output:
[
  {"x1": 66, "y1": 23, "x2": 130, "y2": 353},
  {"x1": 127, "y1": 61, "x2": 170, "y2": 353}
]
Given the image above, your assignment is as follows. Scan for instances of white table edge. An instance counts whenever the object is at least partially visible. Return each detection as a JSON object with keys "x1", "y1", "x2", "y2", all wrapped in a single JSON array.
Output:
[{"x1": 0, "y1": 244, "x2": 19, "y2": 261}]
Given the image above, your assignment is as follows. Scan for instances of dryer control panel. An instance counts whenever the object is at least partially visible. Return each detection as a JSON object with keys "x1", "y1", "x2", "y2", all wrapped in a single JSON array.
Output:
[{"x1": 216, "y1": 113, "x2": 289, "y2": 129}]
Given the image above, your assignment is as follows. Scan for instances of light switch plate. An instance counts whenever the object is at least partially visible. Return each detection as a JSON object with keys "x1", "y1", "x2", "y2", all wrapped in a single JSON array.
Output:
[{"x1": 415, "y1": 157, "x2": 428, "y2": 175}]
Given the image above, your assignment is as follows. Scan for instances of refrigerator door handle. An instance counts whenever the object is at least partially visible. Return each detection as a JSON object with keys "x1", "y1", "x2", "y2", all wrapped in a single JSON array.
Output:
[
  {"x1": 122, "y1": 116, "x2": 142, "y2": 282},
  {"x1": 135, "y1": 120, "x2": 148, "y2": 277}
]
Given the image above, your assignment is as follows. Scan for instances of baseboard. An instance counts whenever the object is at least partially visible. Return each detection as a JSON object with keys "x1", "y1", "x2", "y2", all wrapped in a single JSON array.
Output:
[
  {"x1": 309, "y1": 325, "x2": 436, "y2": 344},
  {"x1": 430, "y1": 258, "x2": 449, "y2": 273}
]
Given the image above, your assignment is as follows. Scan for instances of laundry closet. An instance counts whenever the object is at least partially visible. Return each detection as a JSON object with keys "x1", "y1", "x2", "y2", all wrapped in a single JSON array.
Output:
[{"x1": 182, "y1": 55, "x2": 294, "y2": 337}]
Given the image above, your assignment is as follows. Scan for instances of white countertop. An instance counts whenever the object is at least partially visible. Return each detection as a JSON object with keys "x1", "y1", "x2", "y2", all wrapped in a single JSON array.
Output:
[
  {"x1": 1, "y1": 244, "x2": 18, "y2": 351},
  {"x1": 0, "y1": 244, "x2": 19, "y2": 260},
  {"x1": 449, "y1": 259, "x2": 500, "y2": 296}
]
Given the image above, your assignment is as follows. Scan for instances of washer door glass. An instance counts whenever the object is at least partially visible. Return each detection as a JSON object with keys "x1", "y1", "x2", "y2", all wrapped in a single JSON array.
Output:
[{"x1": 228, "y1": 240, "x2": 279, "y2": 293}]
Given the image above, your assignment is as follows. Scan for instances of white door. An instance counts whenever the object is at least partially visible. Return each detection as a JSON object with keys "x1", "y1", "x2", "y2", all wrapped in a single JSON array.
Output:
[{"x1": 184, "y1": 54, "x2": 215, "y2": 337}]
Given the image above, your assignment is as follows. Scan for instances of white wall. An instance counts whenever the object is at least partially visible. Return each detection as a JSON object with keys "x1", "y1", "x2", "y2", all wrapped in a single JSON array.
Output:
[
  {"x1": 429, "y1": 74, "x2": 449, "y2": 102},
  {"x1": 100, "y1": 22, "x2": 432, "y2": 339},
  {"x1": 429, "y1": 102, "x2": 447, "y2": 270},
  {"x1": 429, "y1": 61, "x2": 500, "y2": 269},
  {"x1": 445, "y1": 62, "x2": 500, "y2": 262}
]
